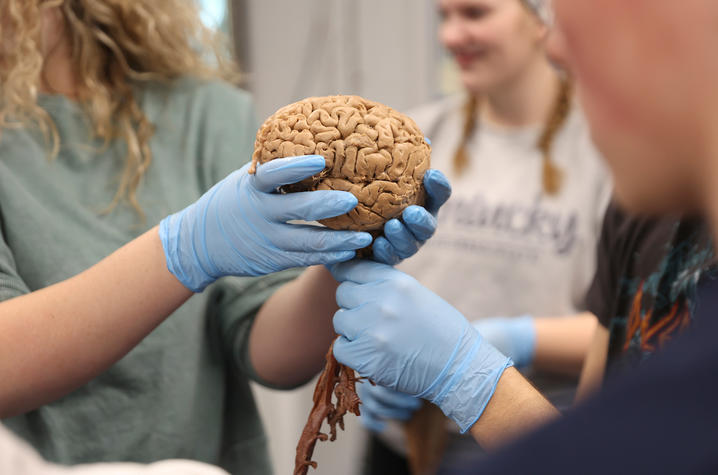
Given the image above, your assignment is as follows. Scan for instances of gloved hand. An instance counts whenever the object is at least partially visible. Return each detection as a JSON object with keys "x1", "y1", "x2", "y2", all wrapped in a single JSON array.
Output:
[
  {"x1": 358, "y1": 383, "x2": 422, "y2": 433},
  {"x1": 330, "y1": 261, "x2": 513, "y2": 433},
  {"x1": 356, "y1": 318, "x2": 535, "y2": 433},
  {"x1": 160, "y1": 155, "x2": 372, "y2": 292},
  {"x1": 473, "y1": 316, "x2": 536, "y2": 368},
  {"x1": 372, "y1": 169, "x2": 452, "y2": 265}
]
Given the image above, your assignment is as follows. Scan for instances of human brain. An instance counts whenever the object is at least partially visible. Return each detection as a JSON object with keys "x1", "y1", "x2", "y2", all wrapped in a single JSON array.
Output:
[{"x1": 250, "y1": 95, "x2": 431, "y2": 231}]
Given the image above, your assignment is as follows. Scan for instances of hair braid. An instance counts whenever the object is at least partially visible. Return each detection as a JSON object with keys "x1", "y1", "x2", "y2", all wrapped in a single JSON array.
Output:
[
  {"x1": 452, "y1": 94, "x2": 479, "y2": 175},
  {"x1": 538, "y1": 77, "x2": 573, "y2": 195},
  {"x1": 452, "y1": 78, "x2": 572, "y2": 192}
]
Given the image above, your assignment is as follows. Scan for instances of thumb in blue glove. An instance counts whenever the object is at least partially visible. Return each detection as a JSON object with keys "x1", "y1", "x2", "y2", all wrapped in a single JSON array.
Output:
[
  {"x1": 358, "y1": 383, "x2": 422, "y2": 433},
  {"x1": 473, "y1": 316, "x2": 536, "y2": 368},
  {"x1": 329, "y1": 260, "x2": 513, "y2": 433},
  {"x1": 372, "y1": 168, "x2": 452, "y2": 265},
  {"x1": 160, "y1": 155, "x2": 372, "y2": 292}
]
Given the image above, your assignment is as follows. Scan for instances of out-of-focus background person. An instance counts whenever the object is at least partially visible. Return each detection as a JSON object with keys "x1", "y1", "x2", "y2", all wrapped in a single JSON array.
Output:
[{"x1": 0, "y1": 424, "x2": 228, "y2": 475}]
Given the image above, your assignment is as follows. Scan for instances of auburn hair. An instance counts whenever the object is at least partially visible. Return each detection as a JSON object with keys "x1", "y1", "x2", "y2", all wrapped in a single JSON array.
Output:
[
  {"x1": 0, "y1": 0, "x2": 240, "y2": 219},
  {"x1": 453, "y1": 78, "x2": 573, "y2": 195}
]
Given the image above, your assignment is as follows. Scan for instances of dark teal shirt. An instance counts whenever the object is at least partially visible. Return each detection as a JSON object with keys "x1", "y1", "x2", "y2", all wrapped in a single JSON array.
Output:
[{"x1": 0, "y1": 78, "x2": 300, "y2": 474}]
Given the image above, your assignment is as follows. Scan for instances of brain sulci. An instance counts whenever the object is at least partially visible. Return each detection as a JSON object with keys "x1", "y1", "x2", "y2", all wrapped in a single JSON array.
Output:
[{"x1": 250, "y1": 95, "x2": 431, "y2": 232}]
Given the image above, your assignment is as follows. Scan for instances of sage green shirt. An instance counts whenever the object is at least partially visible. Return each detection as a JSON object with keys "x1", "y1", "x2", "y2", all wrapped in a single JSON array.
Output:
[{"x1": 0, "y1": 78, "x2": 300, "y2": 474}]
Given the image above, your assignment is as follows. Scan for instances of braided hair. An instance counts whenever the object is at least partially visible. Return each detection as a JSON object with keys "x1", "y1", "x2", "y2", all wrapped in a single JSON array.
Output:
[{"x1": 452, "y1": 77, "x2": 573, "y2": 195}]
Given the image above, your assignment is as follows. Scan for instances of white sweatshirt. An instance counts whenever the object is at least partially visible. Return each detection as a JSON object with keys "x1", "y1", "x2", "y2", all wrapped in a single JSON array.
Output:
[
  {"x1": 401, "y1": 95, "x2": 611, "y2": 321},
  {"x1": 0, "y1": 424, "x2": 227, "y2": 474}
]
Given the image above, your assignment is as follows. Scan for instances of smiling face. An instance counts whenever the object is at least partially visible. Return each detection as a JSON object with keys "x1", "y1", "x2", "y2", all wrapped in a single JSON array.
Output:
[
  {"x1": 438, "y1": 0, "x2": 547, "y2": 95},
  {"x1": 549, "y1": 0, "x2": 718, "y2": 215}
]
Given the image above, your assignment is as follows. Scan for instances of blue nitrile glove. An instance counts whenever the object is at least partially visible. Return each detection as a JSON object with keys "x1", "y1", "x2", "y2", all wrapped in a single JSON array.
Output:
[
  {"x1": 330, "y1": 261, "x2": 513, "y2": 433},
  {"x1": 372, "y1": 169, "x2": 452, "y2": 265},
  {"x1": 357, "y1": 318, "x2": 535, "y2": 433},
  {"x1": 358, "y1": 383, "x2": 422, "y2": 433},
  {"x1": 473, "y1": 316, "x2": 536, "y2": 368},
  {"x1": 160, "y1": 155, "x2": 372, "y2": 292}
]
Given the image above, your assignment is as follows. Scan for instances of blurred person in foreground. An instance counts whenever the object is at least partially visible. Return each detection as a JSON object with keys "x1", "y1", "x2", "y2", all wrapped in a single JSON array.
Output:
[
  {"x1": 330, "y1": 0, "x2": 718, "y2": 473},
  {"x1": 0, "y1": 423, "x2": 226, "y2": 475},
  {"x1": 361, "y1": 0, "x2": 610, "y2": 472},
  {"x1": 0, "y1": 1, "x2": 449, "y2": 473}
]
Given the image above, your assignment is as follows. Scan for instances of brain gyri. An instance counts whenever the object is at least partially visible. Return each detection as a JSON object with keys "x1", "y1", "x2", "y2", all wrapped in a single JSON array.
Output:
[{"x1": 250, "y1": 95, "x2": 431, "y2": 231}]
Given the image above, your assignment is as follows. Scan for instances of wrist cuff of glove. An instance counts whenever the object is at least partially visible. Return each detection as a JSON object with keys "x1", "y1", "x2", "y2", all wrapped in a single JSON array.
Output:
[
  {"x1": 509, "y1": 315, "x2": 537, "y2": 368},
  {"x1": 451, "y1": 357, "x2": 513, "y2": 433},
  {"x1": 429, "y1": 336, "x2": 514, "y2": 433},
  {"x1": 159, "y1": 212, "x2": 214, "y2": 293}
]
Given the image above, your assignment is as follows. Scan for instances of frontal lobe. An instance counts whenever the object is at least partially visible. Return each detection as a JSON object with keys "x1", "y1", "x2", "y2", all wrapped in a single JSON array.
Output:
[{"x1": 251, "y1": 95, "x2": 431, "y2": 231}]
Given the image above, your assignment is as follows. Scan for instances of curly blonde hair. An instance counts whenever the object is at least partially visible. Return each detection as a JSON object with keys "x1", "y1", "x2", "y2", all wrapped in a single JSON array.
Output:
[{"x1": 0, "y1": 0, "x2": 240, "y2": 219}]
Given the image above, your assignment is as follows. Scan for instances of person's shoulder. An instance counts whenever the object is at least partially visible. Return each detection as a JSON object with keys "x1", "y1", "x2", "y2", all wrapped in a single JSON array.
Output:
[
  {"x1": 170, "y1": 76, "x2": 252, "y2": 110},
  {"x1": 602, "y1": 201, "x2": 638, "y2": 234},
  {"x1": 404, "y1": 94, "x2": 466, "y2": 132},
  {"x1": 601, "y1": 201, "x2": 679, "y2": 264},
  {"x1": 141, "y1": 76, "x2": 253, "y2": 116},
  {"x1": 569, "y1": 100, "x2": 617, "y2": 164},
  {"x1": 560, "y1": 102, "x2": 596, "y2": 150},
  {"x1": 557, "y1": 100, "x2": 612, "y2": 184},
  {"x1": 405, "y1": 94, "x2": 464, "y2": 117}
]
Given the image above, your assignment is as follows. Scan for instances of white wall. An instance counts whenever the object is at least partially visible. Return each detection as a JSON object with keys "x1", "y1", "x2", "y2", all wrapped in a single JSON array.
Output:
[
  {"x1": 244, "y1": 1, "x2": 442, "y2": 474},
  {"x1": 251, "y1": 381, "x2": 366, "y2": 475},
  {"x1": 246, "y1": 0, "x2": 441, "y2": 119}
]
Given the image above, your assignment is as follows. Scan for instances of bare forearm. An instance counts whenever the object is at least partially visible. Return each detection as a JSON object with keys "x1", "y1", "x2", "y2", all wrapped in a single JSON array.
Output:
[
  {"x1": 533, "y1": 312, "x2": 598, "y2": 376},
  {"x1": 575, "y1": 323, "x2": 609, "y2": 403},
  {"x1": 0, "y1": 228, "x2": 191, "y2": 417},
  {"x1": 249, "y1": 265, "x2": 339, "y2": 387},
  {"x1": 462, "y1": 315, "x2": 594, "y2": 447},
  {"x1": 469, "y1": 367, "x2": 559, "y2": 449}
]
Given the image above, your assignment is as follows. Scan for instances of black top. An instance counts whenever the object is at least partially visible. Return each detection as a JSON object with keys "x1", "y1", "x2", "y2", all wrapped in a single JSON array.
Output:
[
  {"x1": 585, "y1": 202, "x2": 713, "y2": 377},
  {"x1": 471, "y1": 271, "x2": 718, "y2": 475}
]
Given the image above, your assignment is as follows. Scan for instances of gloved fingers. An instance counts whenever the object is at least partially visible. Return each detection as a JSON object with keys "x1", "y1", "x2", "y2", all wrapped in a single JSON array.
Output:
[
  {"x1": 359, "y1": 407, "x2": 387, "y2": 433},
  {"x1": 263, "y1": 190, "x2": 359, "y2": 222},
  {"x1": 370, "y1": 385, "x2": 423, "y2": 412},
  {"x1": 362, "y1": 395, "x2": 417, "y2": 422},
  {"x1": 329, "y1": 259, "x2": 400, "y2": 284},
  {"x1": 284, "y1": 249, "x2": 357, "y2": 268},
  {"x1": 332, "y1": 306, "x2": 368, "y2": 341},
  {"x1": 336, "y1": 281, "x2": 379, "y2": 309},
  {"x1": 270, "y1": 224, "x2": 372, "y2": 252},
  {"x1": 401, "y1": 205, "x2": 438, "y2": 242},
  {"x1": 371, "y1": 237, "x2": 402, "y2": 266},
  {"x1": 423, "y1": 169, "x2": 452, "y2": 216},
  {"x1": 371, "y1": 208, "x2": 436, "y2": 265},
  {"x1": 381, "y1": 219, "x2": 420, "y2": 259},
  {"x1": 332, "y1": 335, "x2": 354, "y2": 366},
  {"x1": 252, "y1": 155, "x2": 326, "y2": 193},
  {"x1": 473, "y1": 315, "x2": 536, "y2": 368}
]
